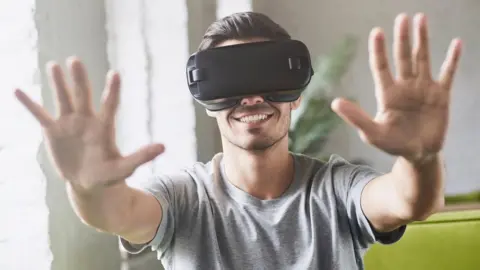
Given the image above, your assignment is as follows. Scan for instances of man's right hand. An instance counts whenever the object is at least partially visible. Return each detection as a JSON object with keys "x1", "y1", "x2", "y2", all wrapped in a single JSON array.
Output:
[
  {"x1": 15, "y1": 57, "x2": 165, "y2": 193},
  {"x1": 15, "y1": 57, "x2": 166, "y2": 243}
]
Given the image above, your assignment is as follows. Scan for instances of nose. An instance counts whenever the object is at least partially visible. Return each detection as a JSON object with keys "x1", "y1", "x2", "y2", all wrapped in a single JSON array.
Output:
[{"x1": 240, "y1": 95, "x2": 264, "y2": 106}]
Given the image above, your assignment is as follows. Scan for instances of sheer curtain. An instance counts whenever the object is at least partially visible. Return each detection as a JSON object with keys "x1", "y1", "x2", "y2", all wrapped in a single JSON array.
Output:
[
  {"x1": 0, "y1": 0, "x2": 52, "y2": 270},
  {"x1": 105, "y1": 0, "x2": 196, "y2": 269},
  {"x1": 105, "y1": 0, "x2": 196, "y2": 180}
]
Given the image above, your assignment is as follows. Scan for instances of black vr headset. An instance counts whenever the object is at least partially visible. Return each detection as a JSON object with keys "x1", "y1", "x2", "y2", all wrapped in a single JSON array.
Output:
[{"x1": 186, "y1": 39, "x2": 314, "y2": 111}]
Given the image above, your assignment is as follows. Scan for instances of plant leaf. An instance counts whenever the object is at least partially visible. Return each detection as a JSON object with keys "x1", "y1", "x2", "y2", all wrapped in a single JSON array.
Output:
[
  {"x1": 289, "y1": 35, "x2": 359, "y2": 156},
  {"x1": 291, "y1": 35, "x2": 359, "y2": 130},
  {"x1": 291, "y1": 99, "x2": 342, "y2": 153}
]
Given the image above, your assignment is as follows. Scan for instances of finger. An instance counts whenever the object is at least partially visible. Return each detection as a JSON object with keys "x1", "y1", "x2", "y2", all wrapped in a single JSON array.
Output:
[
  {"x1": 47, "y1": 62, "x2": 74, "y2": 116},
  {"x1": 393, "y1": 13, "x2": 413, "y2": 79},
  {"x1": 15, "y1": 89, "x2": 55, "y2": 128},
  {"x1": 412, "y1": 13, "x2": 431, "y2": 78},
  {"x1": 439, "y1": 38, "x2": 462, "y2": 91},
  {"x1": 115, "y1": 144, "x2": 166, "y2": 178},
  {"x1": 369, "y1": 27, "x2": 394, "y2": 89},
  {"x1": 331, "y1": 98, "x2": 379, "y2": 143},
  {"x1": 99, "y1": 70, "x2": 121, "y2": 124},
  {"x1": 67, "y1": 56, "x2": 93, "y2": 114}
]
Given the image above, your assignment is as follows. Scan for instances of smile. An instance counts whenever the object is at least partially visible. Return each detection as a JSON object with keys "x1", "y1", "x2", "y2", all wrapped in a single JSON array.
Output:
[{"x1": 234, "y1": 113, "x2": 273, "y2": 124}]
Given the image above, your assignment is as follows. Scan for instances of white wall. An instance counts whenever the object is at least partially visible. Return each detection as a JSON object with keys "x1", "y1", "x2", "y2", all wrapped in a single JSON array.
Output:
[{"x1": 254, "y1": 0, "x2": 480, "y2": 195}]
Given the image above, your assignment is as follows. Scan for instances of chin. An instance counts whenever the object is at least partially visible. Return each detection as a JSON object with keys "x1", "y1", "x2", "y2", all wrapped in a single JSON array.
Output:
[
  {"x1": 231, "y1": 135, "x2": 279, "y2": 151},
  {"x1": 242, "y1": 141, "x2": 276, "y2": 151},
  {"x1": 222, "y1": 124, "x2": 289, "y2": 151}
]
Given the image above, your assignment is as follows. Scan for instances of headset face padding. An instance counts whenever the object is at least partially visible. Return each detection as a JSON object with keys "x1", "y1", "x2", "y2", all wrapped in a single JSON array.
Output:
[
  {"x1": 186, "y1": 39, "x2": 314, "y2": 111},
  {"x1": 198, "y1": 91, "x2": 302, "y2": 112}
]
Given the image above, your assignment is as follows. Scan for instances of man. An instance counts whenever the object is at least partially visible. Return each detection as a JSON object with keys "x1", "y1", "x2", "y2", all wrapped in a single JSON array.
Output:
[{"x1": 16, "y1": 11, "x2": 461, "y2": 270}]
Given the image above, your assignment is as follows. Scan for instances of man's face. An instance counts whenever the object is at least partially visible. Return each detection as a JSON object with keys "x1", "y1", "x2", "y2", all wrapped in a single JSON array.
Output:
[{"x1": 206, "y1": 38, "x2": 301, "y2": 151}]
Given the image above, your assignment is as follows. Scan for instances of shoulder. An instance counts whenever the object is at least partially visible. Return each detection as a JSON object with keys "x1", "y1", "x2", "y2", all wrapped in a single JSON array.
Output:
[
  {"x1": 292, "y1": 152, "x2": 353, "y2": 165},
  {"x1": 309, "y1": 153, "x2": 379, "y2": 179},
  {"x1": 291, "y1": 153, "x2": 382, "y2": 190},
  {"x1": 291, "y1": 152, "x2": 324, "y2": 168},
  {"x1": 178, "y1": 153, "x2": 222, "y2": 186},
  {"x1": 164, "y1": 157, "x2": 220, "y2": 196},
  {"x1": 291, "y1": 152, "x2": 355, "y2": 178},
  {"x1": 129, "y1": 154, "x2": 221, "y2": 200}
]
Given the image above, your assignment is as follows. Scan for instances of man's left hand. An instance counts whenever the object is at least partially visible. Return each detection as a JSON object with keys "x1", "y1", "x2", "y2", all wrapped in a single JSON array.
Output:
[{"x1": 331, "y1": 13, "x2": 462, "y2": 164}]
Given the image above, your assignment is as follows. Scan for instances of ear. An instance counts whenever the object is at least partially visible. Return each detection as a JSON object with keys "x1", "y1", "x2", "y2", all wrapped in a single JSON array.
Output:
[{"x1": 290, "y1": 96, "x2": 302, "y2": 110}]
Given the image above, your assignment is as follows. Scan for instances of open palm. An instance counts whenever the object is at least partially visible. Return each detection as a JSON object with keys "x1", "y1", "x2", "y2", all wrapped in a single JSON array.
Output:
[
  {"x1": 332, "y1": 13, "x2": 462, "y2": 162},
  {"x1": 15, "y1": 58, "x2": 165, "y2": 193}
]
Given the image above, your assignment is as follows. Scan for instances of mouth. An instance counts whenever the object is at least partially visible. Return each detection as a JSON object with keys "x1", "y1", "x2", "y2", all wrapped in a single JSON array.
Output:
[{"x1": 233, "y1": 113, "x2": 273, "y2": 124}]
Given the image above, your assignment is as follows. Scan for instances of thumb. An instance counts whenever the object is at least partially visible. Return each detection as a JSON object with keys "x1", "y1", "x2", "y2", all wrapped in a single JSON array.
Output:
[
  {"x1": 331, "y1": 98, "x2": 379, "y2": 143},
  {"x1": 115, "y1": 143, "x2": 165, "y2": 178}
]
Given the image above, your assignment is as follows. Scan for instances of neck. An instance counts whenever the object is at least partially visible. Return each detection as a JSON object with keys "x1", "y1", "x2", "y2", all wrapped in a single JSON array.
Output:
[{"x1": 222, "y1": 137, "x2": 295, "y2": 200}]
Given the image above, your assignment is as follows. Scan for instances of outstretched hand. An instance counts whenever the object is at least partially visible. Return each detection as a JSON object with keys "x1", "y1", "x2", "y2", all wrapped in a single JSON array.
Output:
[
  {"x1": 15, "y1": 57, "x2": 165, "y2": 193},
  {"x1": 331, "y1": 13, "x2": 462, "y2": 163}
]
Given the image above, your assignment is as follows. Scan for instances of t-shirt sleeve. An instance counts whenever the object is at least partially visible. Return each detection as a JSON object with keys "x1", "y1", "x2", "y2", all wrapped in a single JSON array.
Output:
[
  {"x1": 329, "y1": 155, "x2": 406, "y2": 249},
  {"x1": 119, "y1": 170, "x2": 194, "y2": 257}
]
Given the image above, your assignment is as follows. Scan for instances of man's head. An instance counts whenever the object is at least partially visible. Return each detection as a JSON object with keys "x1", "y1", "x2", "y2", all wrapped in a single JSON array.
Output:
[{"x1": 199, "y1": 12, "x2": 302, "y2": 151}]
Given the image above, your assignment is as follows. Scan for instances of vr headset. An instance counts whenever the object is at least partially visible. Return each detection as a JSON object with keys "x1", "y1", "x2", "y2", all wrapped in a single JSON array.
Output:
[{"x1": 186, "y1": 39, "x2": 314, "y2": 111}]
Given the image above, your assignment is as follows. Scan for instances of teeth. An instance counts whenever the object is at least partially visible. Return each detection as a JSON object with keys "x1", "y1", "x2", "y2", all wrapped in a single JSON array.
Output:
[{"x1": 239, "y1": 114, "x2": 268, "y2": 123}]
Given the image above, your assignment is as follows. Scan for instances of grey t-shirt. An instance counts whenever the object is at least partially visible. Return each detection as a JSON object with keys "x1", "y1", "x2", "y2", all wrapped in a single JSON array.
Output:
[{"x1": 120, "y1": 153, "x2": 405, "y2": 270}]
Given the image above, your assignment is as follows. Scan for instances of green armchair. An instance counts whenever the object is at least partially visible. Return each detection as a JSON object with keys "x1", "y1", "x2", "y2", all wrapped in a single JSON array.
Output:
[{"x1": 364, "y1": 204, "x2": 480, "y2": 270}]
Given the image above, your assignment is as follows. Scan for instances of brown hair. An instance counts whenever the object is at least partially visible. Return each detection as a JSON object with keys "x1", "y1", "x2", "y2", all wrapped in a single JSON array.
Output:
[{"x1": 198, "y1": 12, "x2": 291, "y2": 51}]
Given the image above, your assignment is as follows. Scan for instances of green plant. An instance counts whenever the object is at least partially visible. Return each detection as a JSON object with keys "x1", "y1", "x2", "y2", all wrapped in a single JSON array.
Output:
[{"x1": 289, "y1": 35, "x2": 359, "y2": 159}]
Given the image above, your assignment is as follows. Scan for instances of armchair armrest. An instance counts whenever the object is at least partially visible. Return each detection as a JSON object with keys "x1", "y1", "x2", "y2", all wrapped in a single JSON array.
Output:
[{"x1": 364, "y1": 205, "x2": 480, "y2": 270}]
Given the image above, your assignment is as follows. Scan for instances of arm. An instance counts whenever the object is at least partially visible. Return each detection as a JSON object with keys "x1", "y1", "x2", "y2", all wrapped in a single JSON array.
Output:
[
  {"x1": 66, "y1": 182, "x2": 163, "y2": 245},
  {"x1": 15, "y1": 58, "x2": 168, "y2": 246},
  {"x1": 330, "y1": 14, "x2": 461, "y2": 234},
  {"x1": 361, "y1": 154, "x2": 445, "y2": 233}
]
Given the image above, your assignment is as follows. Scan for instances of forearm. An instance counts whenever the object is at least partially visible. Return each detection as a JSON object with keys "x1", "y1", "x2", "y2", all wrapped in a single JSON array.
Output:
[
  {"x1": 66, "y1": 182, "x2": 136, "y2": 234},
  {"x1": 389, "y1": 153, "x2": 445, "y2": 220},
  {"x1": 66, "y1": 181, "x2": 163, "y2": 244},
  {"x1": 362, "y1": 154, "x2": 445, "y2": 232}
]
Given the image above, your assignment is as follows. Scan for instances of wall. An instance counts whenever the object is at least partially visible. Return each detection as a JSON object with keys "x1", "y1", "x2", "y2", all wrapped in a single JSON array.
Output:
[{"x1": 254, "y1": 0, "x2": 480, "y2": 195}]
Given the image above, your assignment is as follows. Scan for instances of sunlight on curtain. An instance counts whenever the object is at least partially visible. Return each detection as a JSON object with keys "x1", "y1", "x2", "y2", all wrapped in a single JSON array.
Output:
[
  {"x1": 0, "y1": 1, "x2": 52, "y2": 270},
  {"x1": 105, "y1": 0, "x2": 196, "y2": 268},
  {"x1": 105, "y1": 0, "x2": 196, "y2": 180}
]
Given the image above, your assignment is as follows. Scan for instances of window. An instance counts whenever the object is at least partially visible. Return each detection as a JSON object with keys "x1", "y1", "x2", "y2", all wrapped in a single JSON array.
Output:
[{"x1": 0, "y1": 0, "x2": 52, "y2": 269}]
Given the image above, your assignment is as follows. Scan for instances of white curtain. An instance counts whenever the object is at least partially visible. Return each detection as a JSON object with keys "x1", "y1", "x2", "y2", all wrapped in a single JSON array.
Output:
[
  {"x1": 105, "y1": 0, "x2": 196, "y2": 182},
  {"x1": 0, "y1": 0, "x2": 52, "y2": 269},
  {"x1": 105, "y1": 0, "x2": 197, "y2": 268}
]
